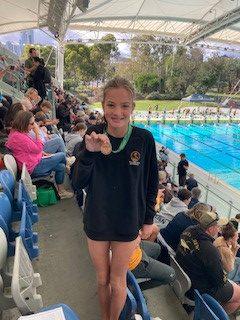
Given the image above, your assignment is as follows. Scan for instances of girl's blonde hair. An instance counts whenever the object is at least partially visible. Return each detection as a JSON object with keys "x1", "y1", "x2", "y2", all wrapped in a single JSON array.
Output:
[{"x1": 102, "y1": 77, "x2": 135, "y2": 102}]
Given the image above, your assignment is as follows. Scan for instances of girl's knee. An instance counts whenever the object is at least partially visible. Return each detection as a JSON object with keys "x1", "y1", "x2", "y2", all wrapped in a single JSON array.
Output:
[{"x1": 97, "y1": 272, "x2": 110, "y2": 287}]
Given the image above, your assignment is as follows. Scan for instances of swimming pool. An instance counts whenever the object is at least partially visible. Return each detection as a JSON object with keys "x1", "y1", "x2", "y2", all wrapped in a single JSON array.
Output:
[{"x1": 136, "y1": 123, "x2": 240, "y2": 190}]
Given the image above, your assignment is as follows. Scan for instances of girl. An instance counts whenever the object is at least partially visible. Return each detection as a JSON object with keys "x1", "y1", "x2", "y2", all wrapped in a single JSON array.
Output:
[{"x1": 73, "y1": 77, "x2": 158, "y2": 320}]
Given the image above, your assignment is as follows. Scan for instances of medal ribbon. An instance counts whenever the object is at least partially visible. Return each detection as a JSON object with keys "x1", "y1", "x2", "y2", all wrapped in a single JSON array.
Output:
[{"x1": 104, "y1": 124, "x2": 133, "y2": 154}]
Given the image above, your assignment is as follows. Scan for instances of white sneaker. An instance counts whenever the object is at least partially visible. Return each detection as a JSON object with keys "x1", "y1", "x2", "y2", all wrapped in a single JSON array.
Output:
[{"x1": 59, "y1": 190, "x2": 74, "y2": 199}]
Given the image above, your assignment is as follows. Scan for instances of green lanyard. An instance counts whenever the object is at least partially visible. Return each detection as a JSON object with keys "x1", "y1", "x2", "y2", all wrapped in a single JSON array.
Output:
[{"x1": 104, "y1": 124, "x2": 133, "y2": 153}]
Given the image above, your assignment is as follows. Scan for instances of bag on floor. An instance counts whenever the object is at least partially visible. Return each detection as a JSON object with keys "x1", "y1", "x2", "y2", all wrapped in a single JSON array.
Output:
[{"x1": 34, "y1": 180, "x2": 60, "y2": 207}]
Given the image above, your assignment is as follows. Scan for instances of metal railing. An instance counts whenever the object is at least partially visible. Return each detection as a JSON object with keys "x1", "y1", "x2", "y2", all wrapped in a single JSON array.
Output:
[{"x1": 167, "y1": 160, "x2": 239, "y2": 219}]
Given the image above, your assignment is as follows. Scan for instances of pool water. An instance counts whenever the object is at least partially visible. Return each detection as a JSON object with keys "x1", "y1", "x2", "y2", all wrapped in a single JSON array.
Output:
[{"x1": 136, "y1": 123, "x2": 240, "y2": 190}]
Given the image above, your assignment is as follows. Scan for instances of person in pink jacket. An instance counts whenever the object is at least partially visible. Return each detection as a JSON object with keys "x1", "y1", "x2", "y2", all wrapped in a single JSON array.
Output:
[{"x1": 6, "y1": 110, "x2": 73, "y2": 199}]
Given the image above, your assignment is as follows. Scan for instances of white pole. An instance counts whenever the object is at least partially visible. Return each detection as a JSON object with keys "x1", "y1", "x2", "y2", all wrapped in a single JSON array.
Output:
[{"x1": 55, "y1": 40, "x2": 64, "y2": 89}]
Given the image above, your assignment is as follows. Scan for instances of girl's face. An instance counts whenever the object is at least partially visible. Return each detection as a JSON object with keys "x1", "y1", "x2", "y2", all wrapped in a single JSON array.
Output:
[
  {"x1": 232, "y1": 231, "x2": 239, "y2": 243},
  {"x1": 102, "y1": 87, "x2": 134, "y2": 130},
  {"x1": 28, "y1": 117, "x2": 35, "y2": 132}
]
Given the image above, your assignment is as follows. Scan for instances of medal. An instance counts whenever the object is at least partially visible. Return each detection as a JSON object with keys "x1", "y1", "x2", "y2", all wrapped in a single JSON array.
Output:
[
  {"x1": 100, "y1": 142, "x2": 112, "y2": 155},
  {"x1": 102, "y1": 124, "x2": 133, "y2": 155}
]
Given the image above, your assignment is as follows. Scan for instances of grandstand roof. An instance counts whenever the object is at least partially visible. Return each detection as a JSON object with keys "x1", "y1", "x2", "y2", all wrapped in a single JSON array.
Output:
[{"x1": 1, "y1": 0, "x2": 240, "y2": 45}]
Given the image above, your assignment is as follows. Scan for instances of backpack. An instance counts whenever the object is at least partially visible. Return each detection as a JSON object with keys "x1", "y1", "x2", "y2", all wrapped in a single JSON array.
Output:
[
  {"x1": 34, "y1": 179, "x2": 60, "y2": 207},
  {"x1": 44, "y1": 67, "x2": 51, "y2": 84}
]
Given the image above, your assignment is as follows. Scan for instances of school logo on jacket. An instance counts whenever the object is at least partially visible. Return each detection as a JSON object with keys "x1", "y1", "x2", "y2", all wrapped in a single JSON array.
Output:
[{"x1": 129, "y1": 151, "x2": 141, "y2": 166}]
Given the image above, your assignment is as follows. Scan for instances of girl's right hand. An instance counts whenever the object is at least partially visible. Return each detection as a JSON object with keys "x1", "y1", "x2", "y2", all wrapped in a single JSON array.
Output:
[{"x1": 85, "y1": 132, "x2": 110, "y2": 152}]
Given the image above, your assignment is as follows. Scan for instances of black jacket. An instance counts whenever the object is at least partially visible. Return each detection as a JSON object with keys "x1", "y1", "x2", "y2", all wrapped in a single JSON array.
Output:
[
  {"x1": 72, "y1": 124, "x2": 158, "y2": 242},
  {"x1": 176, "y1": 225, "x2": 228, "y2": 295}
]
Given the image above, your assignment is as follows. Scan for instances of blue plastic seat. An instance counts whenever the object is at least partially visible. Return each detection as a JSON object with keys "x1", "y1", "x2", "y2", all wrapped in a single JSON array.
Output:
[
  {"x1": 194, "y1": 290, "x2": 220, "y2": 320},
  {"x1": 17, "y1": 180, "x2": 38, "y2": 224},
  {"x1": 40, "y1": 303, "x2": 80, "y2": 320},
  {"x1": 202, "y1": 294, "x2": 229, "y2": 320},
  {"x1": 127, "y1": 271, "x2": 151, "y2": 320},
  {"x1": 0, "y1": 169, "x2": 15, "y2": 203},
  {"x1": 120, "y1": 288, "x2": 137, "y2": 320},
  {"x1": 19, "y1": 202, "x2": 39, "y2": 260}
]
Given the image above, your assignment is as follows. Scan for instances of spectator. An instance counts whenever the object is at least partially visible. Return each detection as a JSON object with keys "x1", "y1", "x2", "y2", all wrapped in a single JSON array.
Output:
[
  {"x1": 230, "y1": 214, "x2": 240, "y2": 231},
  {"x1": 130, "y1": 241, "x2": 175, "y2": 290},
  {"x1": 56, "y1": 94, "x2": 71, "y2": 132},
  {"x1": 176, "y1": 211, "x2": 240, "y2": 314},
  {"x1": 33, "y1": 111, "x2": 66, "y2": 154},
  {"x1": 214, "y1": 223, "x2": 240, "y2": 283},
  {"x1": 4, "y1": 102, "x2": 24, "y2": 130},
  {"x1": 158, "y1": 170, "x2": 173, "y2": 204},
  {"x1": 24, "y1": 47, "x2": 37, "y2": 87},
  {"x1": 65, "y1": 123, "x2": 87, "y2": 156},
  {"x1": 21, "y1": 88, "x2": 41, "y2": 111},
  {"x1": 186, "y1": 173, "x2": 198, "y2": 191},
  {"x1": 32, "y1": 57, "x2": 46, "y2": 101},
  {"x1": 160, "y1": 202, "x2": 212, "y2": 251},
  {"x1": 5, "y1": 111, "x2": 73, "y2": 199},
  {"x1": 37, "y1": 100, "x2": 59, "y2": 131},
  {"x1": 177, "y1": 153, "x2": 189, "y2": 187},
  {"x1": 157, "y1": 189, "x2": 192, "y2": 226},
  {"x1": 158, "y1": 146, "x2": 169, "y2": 163},
  {"x1": 86, "y1": 113, "x2": 98, "y2": 128},
  {"x1": 0, "y1": 101, "x2": 7, "y2": 128},
  {"x1": 188, "y1": 187, "x2": 201, "y2": 209}
]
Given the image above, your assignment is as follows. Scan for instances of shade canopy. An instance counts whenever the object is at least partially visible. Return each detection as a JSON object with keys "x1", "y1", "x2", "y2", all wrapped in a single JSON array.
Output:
[{"x1": 1, "y1": 0, "x2": 240, "y2": 46}]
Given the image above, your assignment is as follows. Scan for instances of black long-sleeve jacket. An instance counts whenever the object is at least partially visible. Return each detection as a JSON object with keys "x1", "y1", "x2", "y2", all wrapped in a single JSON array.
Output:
[
  {"x1": 72, "y1": 124, "x2": 159, "y2": 241},
  {"x1": 176, "y1": 225, "x2": 229, "y2": 295}
]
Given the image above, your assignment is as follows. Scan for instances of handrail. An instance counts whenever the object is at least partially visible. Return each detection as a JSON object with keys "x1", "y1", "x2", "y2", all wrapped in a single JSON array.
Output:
[{"x1": 167, "y1": 160, "x2": 238, "y2": 219}]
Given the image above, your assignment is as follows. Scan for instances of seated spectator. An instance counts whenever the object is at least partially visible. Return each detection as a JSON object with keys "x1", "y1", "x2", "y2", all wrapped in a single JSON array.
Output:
[
  {"x1": 156, "y1": 189, "x2": 192, "y2": 227},
  {"x1": 158, "y1": 146, "x2": 169, "y2": 164},
  {"x1": 86, "y1": 113, "x2": 97, "y2": 128},
  {"x1": 129, "y1": 240, "x2": 175, "y2": 290},
  {"x1": 214, "y1": 223, "x2": 240, "y2": 283},
  {"x1": 186, "y1": 173, "x2": 198, "y2": 191},
  {"x1": 160, "y1": 202, "x2": 213, "y2": 251},
  {"x1": 0, "y1": 101, "x2": 7, "y2": 127},
  {"x1": 5, "y1": 111, "x2": 73, "y2": 199},
  {"x1": 176, "y1": 211, "x2": 240, "y2": 314},
  {"x1": 230, "y1": 214, "x2": 240, "y2": 231},
  {"x1": 4, "y1": 102, "x2": 24, "y2": 131},
  {"x1": 158, "y1": 170, "x2": 173, "y2": 204},
  {"x1": 35, "y1": 100, "x2": 59, "y2": 131},
  {"x1": 65, "y1": 123, "x2": 87, "y2": 156},
  {"x1": 21, "y1": 88, "x2": 41, "y2": 111},
  {"x1": 188, "y1": 187, "x2": 201, "y2": 209},
  {"x1": 33, "y1": 112, "x2": 66, "y2": 154}
]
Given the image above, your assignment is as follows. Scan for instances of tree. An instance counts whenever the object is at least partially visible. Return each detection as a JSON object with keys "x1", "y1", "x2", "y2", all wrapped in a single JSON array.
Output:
[{"x1": 135, "y1": 73, "x2": 161, "y2": 94}]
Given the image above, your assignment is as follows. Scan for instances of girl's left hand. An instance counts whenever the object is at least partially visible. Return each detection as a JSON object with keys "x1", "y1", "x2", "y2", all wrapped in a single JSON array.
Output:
[{"x1": 140, "y1": 224, "x2": 154, "y2": 240}]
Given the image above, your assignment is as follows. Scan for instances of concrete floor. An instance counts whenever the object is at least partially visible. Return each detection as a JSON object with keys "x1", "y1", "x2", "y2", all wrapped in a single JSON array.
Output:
[{"x1": 3, "y1": 198, "x2": 189, "y2": 320}]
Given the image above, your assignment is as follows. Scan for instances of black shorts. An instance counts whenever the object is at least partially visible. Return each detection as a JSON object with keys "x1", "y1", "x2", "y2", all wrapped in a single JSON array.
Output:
[{"x1": 212, "y1": 281, "x2": 234, "y2": 304}]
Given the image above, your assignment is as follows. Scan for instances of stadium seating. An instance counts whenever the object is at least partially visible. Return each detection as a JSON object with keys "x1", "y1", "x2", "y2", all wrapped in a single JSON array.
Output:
[
  {"x1": 3, "y1": 154, "x2": 17, "y2": 180},
  {"x1": 127, "y1": 271, "x2": 151, "y2": 320},
  {"x1": 17, "y1": 180, "x2": 38, "y2": 224},
  {"x1": 194, "y1": 290, "x2": 221, "y2": 320},
  {"x1": 202, "y1": 293, "x2": 229, "y2": 320},
  {"x1": 11, "y1": 236, "x2": 42, "y2": 314},
  {"x1": 21, "y1": 163, "x2": 37, "y2": 201},
  {"x1": 120, "y1": 288, "x2": 137, "y2": 320},
  {"x1": 170, "y1": 255, "x2": 194, "y2": 307}
]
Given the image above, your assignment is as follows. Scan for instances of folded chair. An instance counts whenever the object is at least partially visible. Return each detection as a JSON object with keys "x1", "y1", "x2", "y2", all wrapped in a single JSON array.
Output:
[
  {"x1": 21, "y1": 163, "x2": 37, "y2": 201},
  {"x1": 169, "y1": 255, "x2": 194, "y2": 307},
  {"x1": 11, "y1": 236, "x2": 42, "y2": 314}
]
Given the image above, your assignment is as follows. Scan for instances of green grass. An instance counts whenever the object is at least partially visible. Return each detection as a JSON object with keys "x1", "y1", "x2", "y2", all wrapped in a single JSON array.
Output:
[
  {"x1": 207, "y1": 91, "x2": 240, "y2": 99},
  {"x1": 92, "y1": 100, "x2": 217, "y2": 111}
]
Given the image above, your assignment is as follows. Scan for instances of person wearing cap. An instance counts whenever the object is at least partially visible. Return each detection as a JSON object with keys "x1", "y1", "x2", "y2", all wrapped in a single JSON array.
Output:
[
  {"x1": 177, "y1": 153, "x2": 189, "y2": 187},
  {"x1": 176, "y1": 211, "x2": 240, "y2": 315}
]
